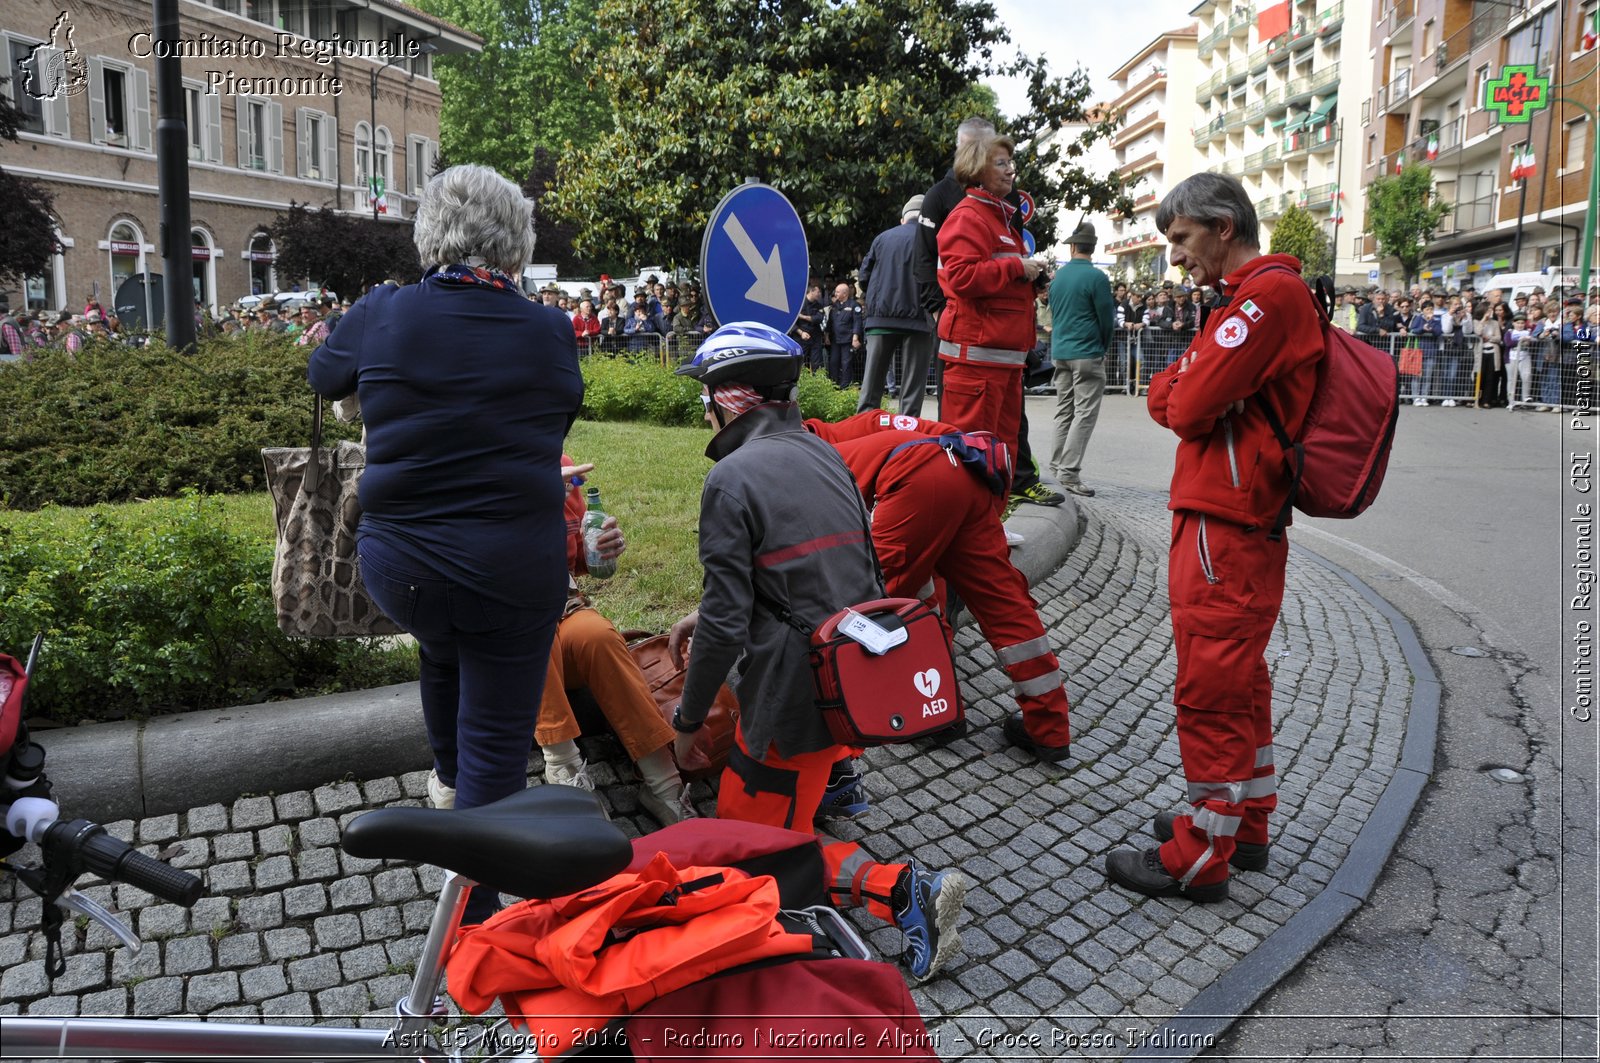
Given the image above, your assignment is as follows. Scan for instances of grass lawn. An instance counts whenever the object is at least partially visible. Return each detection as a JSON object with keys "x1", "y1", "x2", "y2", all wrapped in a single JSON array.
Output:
[{"x1": 0, "y1": 419, "x2": 718, "y2": 636}]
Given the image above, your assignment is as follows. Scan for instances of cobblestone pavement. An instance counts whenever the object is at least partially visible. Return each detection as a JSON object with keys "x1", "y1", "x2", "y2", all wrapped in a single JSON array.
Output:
[{"x1": 0, "y1": 487, "x2": 1419, "y2": 1060}]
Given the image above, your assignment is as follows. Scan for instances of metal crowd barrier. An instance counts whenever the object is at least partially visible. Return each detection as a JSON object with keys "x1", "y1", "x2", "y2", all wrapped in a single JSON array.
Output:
[{"x1": 1359, "y1": 332, "x2": 1594, "y2": 411}]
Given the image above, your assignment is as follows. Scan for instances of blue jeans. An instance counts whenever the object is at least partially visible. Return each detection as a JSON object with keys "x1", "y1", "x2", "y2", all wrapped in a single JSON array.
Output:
[{"x1": 358, "y1": 535, "x2": 559, "y2": 812}]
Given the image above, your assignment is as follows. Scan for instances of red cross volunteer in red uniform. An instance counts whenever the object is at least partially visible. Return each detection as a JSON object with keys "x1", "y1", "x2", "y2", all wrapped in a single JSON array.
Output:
[
  {"x1": 1107, "y1": 172, "x2": 1324, "y2": 903},
  {"x1": 804, "y1": 410, "x2": 1075, "y2": 761}
]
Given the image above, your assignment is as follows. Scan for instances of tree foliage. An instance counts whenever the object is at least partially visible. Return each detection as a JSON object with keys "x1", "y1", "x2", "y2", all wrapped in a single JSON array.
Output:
[
  {"x1": 1269, "y1": 203, "x2": 1332, "y2": 280},
  {"x1": 413, "y1": 0, "x2": 604, "y2": 180},
  {"x1": 522, "y1": 146, "x2": 627, "y2": 276},
  {"x1": 547, "y1": 0, "x2": 1134, "y2": 276},
  {"x1": 0, "y1": 80, "x2": 61, "y2": 292},
  {"x1": 268, "y1": 204, "x2": 421, "y2": 296},
  {"x1": 1367, "y1": 165, "x2": 1452, "y2": 287}
]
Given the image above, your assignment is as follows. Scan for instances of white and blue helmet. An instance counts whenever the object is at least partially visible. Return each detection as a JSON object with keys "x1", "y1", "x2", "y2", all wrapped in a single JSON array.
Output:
[{"x1": 675, "y1": 321, "x2": 803, "y2": 389}]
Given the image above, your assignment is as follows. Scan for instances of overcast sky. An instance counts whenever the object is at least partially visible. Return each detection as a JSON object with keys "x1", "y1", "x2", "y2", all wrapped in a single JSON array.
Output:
[{"x1": 984, "y1": 0, "x2": 1202, "y2": 117}]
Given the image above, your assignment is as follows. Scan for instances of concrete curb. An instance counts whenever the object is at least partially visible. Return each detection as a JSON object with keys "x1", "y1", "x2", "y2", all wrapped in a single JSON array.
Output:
[
  {"x1": 41, "y1": 497, "x2": 1084, "y2": 824},
  {"x1": 1123, "y1": 543, "x2": 1440, "y2": 1061}
]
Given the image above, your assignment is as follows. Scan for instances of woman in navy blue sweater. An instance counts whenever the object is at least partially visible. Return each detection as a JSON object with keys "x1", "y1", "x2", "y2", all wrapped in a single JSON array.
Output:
[{"x1": 309, "y1": 166, "x2": 583, "y2": 919}]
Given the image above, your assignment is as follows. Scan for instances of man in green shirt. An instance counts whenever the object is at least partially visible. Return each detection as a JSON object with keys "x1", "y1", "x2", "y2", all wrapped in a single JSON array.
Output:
[{"x1": 1047, "y1": 222, "x2": 1115, "y2": 497}]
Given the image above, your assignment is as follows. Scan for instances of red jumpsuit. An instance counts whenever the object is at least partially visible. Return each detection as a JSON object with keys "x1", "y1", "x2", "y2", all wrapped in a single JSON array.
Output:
[
  {"x1": 1146, "y1": 254, "x2": 1323, "y2": 888},
  {"x1": 805, "y1": 411, "x2": 1072, "y2": 748},
  {"x1": 935, "y1": 188, "x2": 1035, "y2": 504}
]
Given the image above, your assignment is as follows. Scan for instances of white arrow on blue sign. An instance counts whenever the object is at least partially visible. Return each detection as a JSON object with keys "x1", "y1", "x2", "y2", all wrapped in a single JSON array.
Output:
[{"x1": 701, "y1": 182, "x2": 809, "y2": 334}]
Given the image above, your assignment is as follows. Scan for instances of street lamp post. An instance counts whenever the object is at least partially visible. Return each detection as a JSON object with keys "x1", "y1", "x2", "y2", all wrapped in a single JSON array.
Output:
[{"x1": 367, "y1": 43, "x2": 437, "y2": 222}]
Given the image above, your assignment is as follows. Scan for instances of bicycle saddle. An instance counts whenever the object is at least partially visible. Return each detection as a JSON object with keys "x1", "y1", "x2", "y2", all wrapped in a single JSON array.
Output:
[{"x1": 341, "y1": 786, "x2": 633, "y2": 900}]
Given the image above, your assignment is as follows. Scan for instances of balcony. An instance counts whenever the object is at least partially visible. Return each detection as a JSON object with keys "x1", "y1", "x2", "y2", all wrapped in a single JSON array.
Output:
[
  {"x1": 1407, "y1": 115, "x2": 1464, "y2": 164},
  {"x1": 1283, "y1": 75, "x2": 1315, "y2": 105},
  {"x1": 1118, "y1": 151, "x2": 1162, "y2": 179},
  {"x1": 1244, "y1": 147, "x2": 1270, "y2": 174},
  {"x1": 1282, "y1": 129, "x2": 1313, "y2": 158},
  {"x1": 1226, "y1": 57, "x2": 1250, "y2": 84},
  {"x1": 1264, "y1": 85, "x2": 1288, "y2": 115},
  {"x1": 1438, "y1": 194, "x2": 1495, "y2": 237},
  {"x1": 1113, "y1": 110, "x2": 1165, "y2": 149},
  {"x1": 1433, "y1": 8, "x2": 1512, "y2": 76},
  {"x1": 1316, "y1": 2, "x2": 1343, "y2": 36},
  {"x1": 1249, "y1": 45, "x2": 1270, "y2": 74},
  {"x1": 1380, "y1": 0, "x2": 1415, "y2": 41},
  {"x1": 1107, "y1": 231, "x2": 1163, "y2": 254},
  {"x1": 1289, "y1": 17, "x2": 1317, "y2": 51},
  {"x1": 1218, "y1": 157, "x2": 1245, "y2": 177},
  {"x1": 1197, "y1": 25, "x2": 1225, "y2": 56},
  {"x1": 1222, "y1": 106, "x2": 1248, "y2": 131},
  {"x1": 1245, "y1": 99, "x2": 1267, "y2": 125},
  {"x1": 1302, "y1": 182, "x2": 1339, "y2": 210},
  {"x1": 1378, "y1": 68, "x2": 1411, "y2": 114},
  {"x1": 1309, "y1": 62, "x2": 1340, "y2": 95},
  {"x1": 1308, "y1": 121, "x2": 1337, "y2": 151},
  {"x1": 1258, "y1": 193, "x2": 1285, "y2": 220},
  {"x1": 1228, "y1": 5, "x2": 1254, "y2": 35}
]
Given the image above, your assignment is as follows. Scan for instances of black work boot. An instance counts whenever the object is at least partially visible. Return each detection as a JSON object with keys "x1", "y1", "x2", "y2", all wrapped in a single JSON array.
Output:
[
  {"x1": 1105, "y1": 846, "x2": 1229, "y2": 904},
  {"x1": 1151, "y1": 810, "x2": 1270, "y2": 872}
]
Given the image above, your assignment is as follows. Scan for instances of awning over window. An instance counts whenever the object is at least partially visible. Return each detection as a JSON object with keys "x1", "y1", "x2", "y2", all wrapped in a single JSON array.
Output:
[
  {"x1": 1283, "y1": 112, "x2": 1308, "y2": 131},
  {"x1": 1306, "y1": 96, "x2": 1338, "y2": 126}
]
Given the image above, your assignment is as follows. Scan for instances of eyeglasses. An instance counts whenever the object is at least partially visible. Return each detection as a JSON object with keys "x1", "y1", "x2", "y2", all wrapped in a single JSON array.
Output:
[
  {"x1": 991, "y1": 158, "x2": 1016, "y2": 172},
  {"x1": 699, "y1": 394, "x2": 713, "y2": 410}
]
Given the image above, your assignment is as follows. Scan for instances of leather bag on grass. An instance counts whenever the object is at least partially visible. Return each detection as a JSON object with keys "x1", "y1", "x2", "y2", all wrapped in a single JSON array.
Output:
[{"x1": 261, "y1": 397, "x2": 403, "y2": 639}]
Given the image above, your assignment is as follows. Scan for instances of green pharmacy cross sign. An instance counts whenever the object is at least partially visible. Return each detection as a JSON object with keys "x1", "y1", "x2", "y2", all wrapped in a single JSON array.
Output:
[{"x1": 1484, "y1": 65, "x2": 1550, "y2": 124}]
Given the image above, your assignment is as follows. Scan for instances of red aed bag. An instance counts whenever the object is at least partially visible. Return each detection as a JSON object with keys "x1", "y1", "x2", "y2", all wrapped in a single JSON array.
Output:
[{"x1": 809, "y1": 598, "x2": 964, "y2": 746}]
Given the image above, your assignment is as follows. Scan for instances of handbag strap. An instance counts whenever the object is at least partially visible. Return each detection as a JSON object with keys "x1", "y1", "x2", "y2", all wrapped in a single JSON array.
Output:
[{"x1": 305, "y1": 395, "x2": 324, "y2": 494}]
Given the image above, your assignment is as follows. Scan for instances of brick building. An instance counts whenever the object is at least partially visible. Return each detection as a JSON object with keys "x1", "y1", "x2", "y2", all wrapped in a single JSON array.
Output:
[
  {"x1": 1361, "y1": 0, "x2": 1594, "y2": 289},
  {"x1": 2, "y1": 0, "x2": 480, "y2": 316}
]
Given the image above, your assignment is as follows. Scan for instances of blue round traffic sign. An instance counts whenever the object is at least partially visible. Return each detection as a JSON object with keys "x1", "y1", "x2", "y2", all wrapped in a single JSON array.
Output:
[
  {"x1": 1021, "y1": 230, "x2": 1036, "y2": 256},
  {"x1": 701, "y1": 182, "x2": 809, "y2": 335}
]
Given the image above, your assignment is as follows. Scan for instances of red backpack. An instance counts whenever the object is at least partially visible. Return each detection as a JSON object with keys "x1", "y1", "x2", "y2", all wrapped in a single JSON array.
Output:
[{"x1": 1256, "y1": 272, "x2": 1399, "y2": 538}]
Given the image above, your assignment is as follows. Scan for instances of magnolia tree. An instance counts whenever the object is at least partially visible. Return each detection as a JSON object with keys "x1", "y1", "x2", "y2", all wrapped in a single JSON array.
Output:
[{"x1": 543, "y1": 0, "x2": 1135, "y2": 276}]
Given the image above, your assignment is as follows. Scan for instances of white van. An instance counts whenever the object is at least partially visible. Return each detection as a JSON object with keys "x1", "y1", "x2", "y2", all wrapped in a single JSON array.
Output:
[{"x1": 1477, "y1": 269, "x2": 1582, "y2": 300}]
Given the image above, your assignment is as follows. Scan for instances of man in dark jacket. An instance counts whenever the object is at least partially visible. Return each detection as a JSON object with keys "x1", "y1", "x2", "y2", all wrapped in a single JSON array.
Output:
[
  {"x1": 824, "y1": 282, "x2": 864, "y2": 387},
  {"x1": 857, "y1": 196, "x2": 936, "y2": 415},
  {"x1": 668, "y1": 322, "x2": 970, "y2": 982},
  {"x1": 1356, "y1": 289, "x2": 1402, "y2": 344}
]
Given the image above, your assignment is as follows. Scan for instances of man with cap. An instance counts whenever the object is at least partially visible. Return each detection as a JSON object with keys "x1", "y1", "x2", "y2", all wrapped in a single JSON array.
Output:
[
  {"x1": 1046, "y1": 221, "x2": 1114, "y2": 497},
  {"x1": 856, "y1": 195, "x2": 937, "y2": 416},
  {"x1": 1332, "y1": 288, "x2": 1360, "y2": 333}
]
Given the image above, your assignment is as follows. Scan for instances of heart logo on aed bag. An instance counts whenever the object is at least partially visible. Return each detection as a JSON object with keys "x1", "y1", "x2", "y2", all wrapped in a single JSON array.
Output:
[{"x1": 914, "y1": 669, "x2": 941, "y2": 699}]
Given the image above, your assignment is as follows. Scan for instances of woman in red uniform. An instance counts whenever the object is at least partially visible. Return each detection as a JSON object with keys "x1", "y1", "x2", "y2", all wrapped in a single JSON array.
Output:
[{"x1": 934, "y1": 131, "x2": 1047, "y2": 497}]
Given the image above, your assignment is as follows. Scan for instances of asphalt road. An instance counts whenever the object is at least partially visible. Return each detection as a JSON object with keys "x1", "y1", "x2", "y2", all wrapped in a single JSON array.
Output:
[{"x1": 1020, "y1": 392, "x2": 1597, "y2": 1061}]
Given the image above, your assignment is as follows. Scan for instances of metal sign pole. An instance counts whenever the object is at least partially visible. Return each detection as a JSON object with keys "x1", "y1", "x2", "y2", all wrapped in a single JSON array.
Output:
[{"x1": 153, "y1": 0, "x2": 195, "y2": 352}]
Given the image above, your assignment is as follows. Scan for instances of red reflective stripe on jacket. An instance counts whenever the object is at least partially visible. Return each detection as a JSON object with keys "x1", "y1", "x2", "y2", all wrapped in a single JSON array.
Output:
[{"x1": 754, "y1": 528, "x2": 866, "y2": 569}]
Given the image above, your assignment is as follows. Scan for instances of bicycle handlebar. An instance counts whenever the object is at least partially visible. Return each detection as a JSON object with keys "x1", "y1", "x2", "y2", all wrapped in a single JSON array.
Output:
[{"x1": 45, "y1": 819, "x2": 203, "y2": 907}]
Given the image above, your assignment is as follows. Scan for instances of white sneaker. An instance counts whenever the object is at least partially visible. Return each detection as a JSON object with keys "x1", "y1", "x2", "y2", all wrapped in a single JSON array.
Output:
[
  {"x1": 545, "y1": 757, "x2": 597, "y2": 792},
  {"x1": 640, "y1": 784, "x2": 698, "y2": 826},
  {"x1": 1004, "y1": 530, "x2": 1025, "y2": 548},
  {"x1": 1441, "y1": 399, "x2": 1457, "y2": 407},
  {"x1": 1412, "y1": 398, "x2": 1428, "y2": 406},
  {"x1": 426, "y1": 769, "x2": 455, "y2": 810}
]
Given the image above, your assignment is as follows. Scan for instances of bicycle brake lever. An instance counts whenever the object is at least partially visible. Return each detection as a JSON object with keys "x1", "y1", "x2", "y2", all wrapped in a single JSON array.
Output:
[{"x1": 56, "y1": 885, "x2": 142, "y2": 955}]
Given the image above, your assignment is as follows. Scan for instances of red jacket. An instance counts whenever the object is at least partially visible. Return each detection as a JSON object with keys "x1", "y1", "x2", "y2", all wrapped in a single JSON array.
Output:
[
  {"x1": 804, "y1": 411, "x2": 958, "y2": 505},
  {"x1": 573, "y1": 313, "x2": 601, "y2": 341},
  {"x1": 936, "y1": 188, "x2": 1034, "y2": 363},
  {"x1": 1146, "y1": 254, "x2": 1323, "y2": 529}
]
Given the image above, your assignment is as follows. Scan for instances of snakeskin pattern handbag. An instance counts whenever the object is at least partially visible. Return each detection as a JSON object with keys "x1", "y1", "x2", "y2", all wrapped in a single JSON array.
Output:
[{"x1": 261, "y1": 398, "x2": 403, "y2": 639}]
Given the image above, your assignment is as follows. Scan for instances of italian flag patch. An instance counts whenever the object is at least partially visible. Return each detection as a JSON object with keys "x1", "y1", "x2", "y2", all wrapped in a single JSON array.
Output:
[{"x1": 1239, "y1": 299, "x2": 1264, "y2": 323}]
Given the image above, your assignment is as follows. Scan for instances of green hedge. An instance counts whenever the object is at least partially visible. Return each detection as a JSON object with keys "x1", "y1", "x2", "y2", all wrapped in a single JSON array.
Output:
[
  {"x1": 0, "y1": 493, "x2": 417, "y2": 724},
  {"x1": 0, "y1": 335, "x2": 358, "y2": 511},
  {"x1": 1, "y1": 338, "x2": 866, "y2": 509}
]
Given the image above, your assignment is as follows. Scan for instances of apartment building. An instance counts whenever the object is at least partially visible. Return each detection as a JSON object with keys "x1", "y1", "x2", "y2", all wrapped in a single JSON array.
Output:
[
  {"x1": 1102, "y1": 25, "x2": 1200, "y2": 281},
  {"x1": 1361, "y1": 0, "x2": 1593, "y2": 290},
  {"x1": 1039, "y1": 104, "x2": 1121, "y2": 267},
  {"x1": 2, "y1": 0, "x2": 480, "y2": 315},
  {"x1": 1188, "y1": 0, "x2": 1375, "y2": 283}
]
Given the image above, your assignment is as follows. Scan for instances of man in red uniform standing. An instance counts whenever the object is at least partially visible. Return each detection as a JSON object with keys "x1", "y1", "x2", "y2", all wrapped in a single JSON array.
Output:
[
  {"x1": 1106, "y1": 173, "x2": 1324, "y2": 903},
  {"x1": 804, "y1": 411, "x2": 1075, "y2": 761}
]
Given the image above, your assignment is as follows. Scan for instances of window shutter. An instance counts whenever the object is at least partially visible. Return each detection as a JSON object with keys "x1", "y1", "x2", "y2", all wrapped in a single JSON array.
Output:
[
  {"x1": 236, "y1": 100, "x2": 249, "y2": 167},
  {"x1": 130, "y1": 66, "x2": 151, "y2": 151},
  {"x1": 323, "y1": 113, "x2": 337, "y2": 183},
  {"x1": 38, "y1": 47, "x2": 70, "y2": 136},
  {"x1": 205, "y1": 93, "x2": 222, "y2": 162},
  {"x1": 268, "y1": 101, "x2": 284, "y2": 173},
  {"x1": 296, "y1": 107, "x2": 310, "y2": 177},
  {"x1": 88, "y1": 56, "x2": 106, "y2": 144}
]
